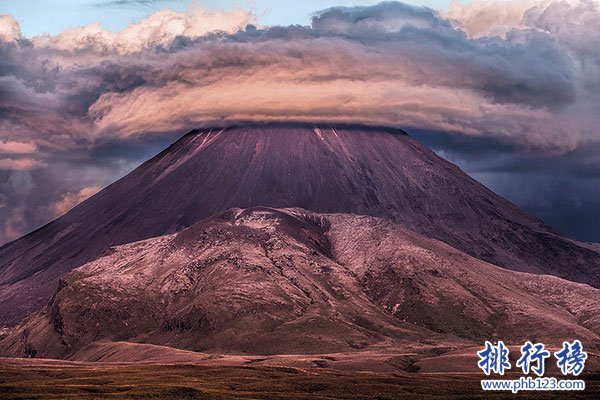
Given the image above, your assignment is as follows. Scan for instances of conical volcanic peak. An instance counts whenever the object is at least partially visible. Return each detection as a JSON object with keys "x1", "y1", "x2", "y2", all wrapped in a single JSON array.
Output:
[{"x1": 0, "y1": 124, "x2": 599, "y2": 327}]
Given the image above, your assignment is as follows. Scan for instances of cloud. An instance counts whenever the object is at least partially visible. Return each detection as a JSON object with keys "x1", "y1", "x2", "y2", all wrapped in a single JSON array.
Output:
[
  {"x1": 0, "y1": 158, "x2": 45, "y2": 171},
  {"x1": 1, "y1": 1, "x2": 595, "y2": 147},
  {"x1": 0, "y1": 140, "x2": 37, "y2": 154},
  {"x1": 0, "y1": 207, "x2": 28, "y2": 244},
  {"x1": 0, "y1": 171, "x2": 36, "y2": 244},
  {"x1": 0, "y1": 143, "x2": 163, "y2": 244},
  {"x1": 2, "y1": 1, "x2": 600, "y2": 243},
  {"x1": 312, "y1": 1, "x2": 454, "y2": 34},
  {"x1": 444, "y1": 0, "x2": 551, "y2": 38},
  {"x1": 32, "y1": 7, "x2": 255, "y2": 54},
  {"x1": 51, "y1": 185, "x2": 102, "y2": 217},
  {"x1": 75, "y1": 1, "x2": 581, "y2": 149},
  {"x1": 0, "y1": 15, "x2": 21, "y2": 42}
]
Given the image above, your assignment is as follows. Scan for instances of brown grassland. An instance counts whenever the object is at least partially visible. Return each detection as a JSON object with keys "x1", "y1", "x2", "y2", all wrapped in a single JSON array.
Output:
[{"x1": 0, "y1": 360, "x2": 598, "y2": 400}]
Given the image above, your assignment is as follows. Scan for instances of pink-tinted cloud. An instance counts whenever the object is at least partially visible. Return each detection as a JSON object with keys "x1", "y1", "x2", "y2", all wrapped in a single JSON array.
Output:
[
  {"x1": 1, "y1": 1, "x2": 596, "y2": 150},
  {"x1": 51, "y1": 185, "x2": 102, "y2": 217},
  {"x1": 0, "y1": 158, "x2": 45, "y2": 171},
  {"x1": 0, "y1": 140, "x2": 37, "y2": 154}
]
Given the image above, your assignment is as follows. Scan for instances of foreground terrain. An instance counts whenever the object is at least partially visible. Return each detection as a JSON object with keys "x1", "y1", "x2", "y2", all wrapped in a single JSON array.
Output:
[
  {"x1": 3, "y1": 208, "x2": 599, "y2": 359},
  {"x1": 1, "y1": 358, "x2": 598, "y2": 400}
]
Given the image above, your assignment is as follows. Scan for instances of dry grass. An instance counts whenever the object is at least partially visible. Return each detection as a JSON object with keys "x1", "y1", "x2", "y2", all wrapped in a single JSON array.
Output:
[{"x1": 0, "y1": 361, "x2": 598, "y2": 400}]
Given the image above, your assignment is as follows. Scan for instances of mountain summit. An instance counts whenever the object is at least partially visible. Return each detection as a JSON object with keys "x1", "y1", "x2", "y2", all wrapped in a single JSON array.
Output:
[{"x1": 1, "y1": 124, "x2": 599, "y2": 327}]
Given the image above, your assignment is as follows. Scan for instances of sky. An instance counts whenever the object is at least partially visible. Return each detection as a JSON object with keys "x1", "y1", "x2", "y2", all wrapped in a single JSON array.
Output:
[
  {"x1": 0, "y1": 1, "x2": 454, "y2": 36},
  {"x1": 1, "y1": 0, "x2": 600, "y2": 245}
]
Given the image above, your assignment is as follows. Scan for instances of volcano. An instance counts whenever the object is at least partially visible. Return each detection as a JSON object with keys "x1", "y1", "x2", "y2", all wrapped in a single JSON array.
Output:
[{"x1": 0, "y1": 124, "x2": 600, "y2": 330}]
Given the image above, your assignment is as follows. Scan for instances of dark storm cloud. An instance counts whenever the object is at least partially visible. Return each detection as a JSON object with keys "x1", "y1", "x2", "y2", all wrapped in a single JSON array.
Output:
[
  {"x1": 412, "y1": 129, "x2": 600, "y2": 242},
  {"x1": 1, "y1": 1, "x2": 600, "y2": 243},
  {"x1": 310, "y1": 2, "x2": 576, "y2": 109},
  {"x1": 311, "y1": 1, "x2": 454, "y2": 33}
]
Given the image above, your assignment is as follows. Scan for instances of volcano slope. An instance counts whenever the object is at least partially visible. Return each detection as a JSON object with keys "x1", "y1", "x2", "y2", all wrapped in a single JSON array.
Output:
[
  {"x1": 2, "y1": 207, "x2": 599, "y2": 364},
  {"x1": 1, "y1": 124, "x2": 600, "y2": 327}
]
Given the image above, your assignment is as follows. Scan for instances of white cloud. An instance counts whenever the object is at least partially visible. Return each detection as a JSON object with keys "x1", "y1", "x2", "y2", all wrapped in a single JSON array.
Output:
[
  {"x1": 0, "y1": 15, "x2": 21, "y2": 42},
  {"x1": 32, "y1": 7, "x2": 255, "y2": 54}
]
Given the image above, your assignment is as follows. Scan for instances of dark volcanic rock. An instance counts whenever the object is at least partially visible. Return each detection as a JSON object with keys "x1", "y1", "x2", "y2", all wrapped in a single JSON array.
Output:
[{"x1": 0, "y1": 123, "x2": 599, "y2": 326}]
